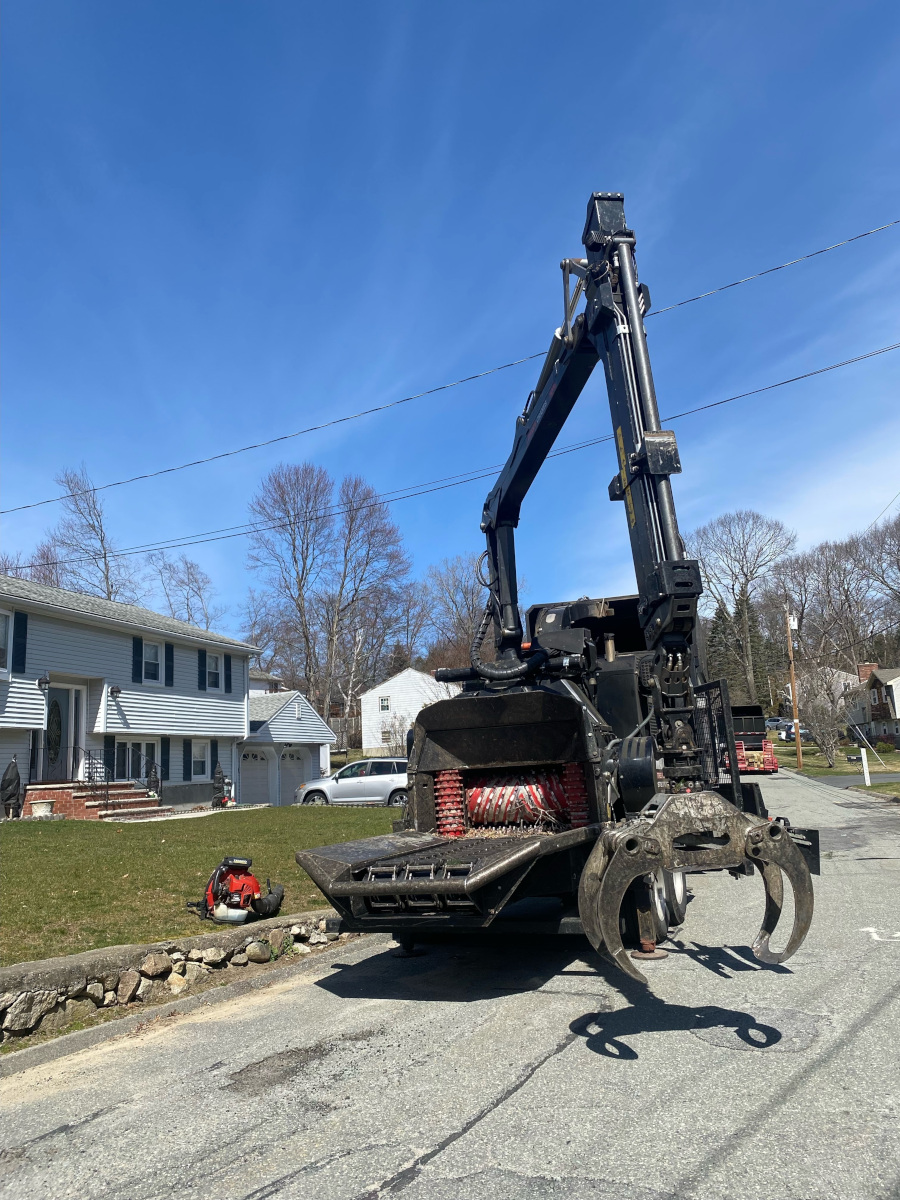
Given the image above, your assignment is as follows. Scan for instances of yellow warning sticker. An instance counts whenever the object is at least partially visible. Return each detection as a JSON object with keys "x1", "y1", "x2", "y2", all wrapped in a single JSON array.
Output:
[{"x1": 616, "y1": 426, "x2": 636, "y2": 528}]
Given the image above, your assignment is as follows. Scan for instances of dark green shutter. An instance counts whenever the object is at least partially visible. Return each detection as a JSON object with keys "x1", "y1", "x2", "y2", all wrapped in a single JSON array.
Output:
[
  {"x1": 11, "y1": 612, "x2": 28, "y2": 673},
  {"x1": 183, "y1": 739, "x2": 192, "y2": 780},
  {"x1": 132, "y1": 636, "x2": 144, "y2": 683},
  {"x1": 164, "y1": 643, "x2": 174, "y2": 687},
  {"x1": 197, "y1": 649, "x2": 207, "y2": 691},
  {"x1": 210, "y1": 739, "x2": 219, "y2": 772},
  {"x1": 160, "y1": 737, "x2": 170, "y2": 781},
  {"x1": 224, "y1": 655, "x2": 232, "y2": 694},
  {"x1": 103, "y1": 735, "x2": 115, "y2": 776}
]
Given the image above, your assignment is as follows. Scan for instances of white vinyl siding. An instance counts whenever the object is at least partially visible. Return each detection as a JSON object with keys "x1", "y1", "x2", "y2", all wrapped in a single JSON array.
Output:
[
  {"x1": 360, "y1": 668, "x2": 461, "y2": 753},
  {"x1": 0, "y1": 727, "x2": 33, "y2": 787},
  {"x1": 0, "y1": 676, "x2": 45, "y2": 730},
  {"x1": 257, "y1": 695, "x2": 336, "y2": 744},
  {"x1": 0, "y1": 609, "x2": 249, "y2": 738}
]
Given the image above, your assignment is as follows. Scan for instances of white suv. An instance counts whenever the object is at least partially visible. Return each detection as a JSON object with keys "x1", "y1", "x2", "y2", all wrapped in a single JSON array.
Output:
[{"x1": 294, "y1": 758, "x2": 408, "y2": 807}]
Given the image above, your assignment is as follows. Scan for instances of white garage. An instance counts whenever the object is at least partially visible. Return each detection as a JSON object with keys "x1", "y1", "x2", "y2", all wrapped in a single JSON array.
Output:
[
  {"x1": 239, "y1": 749, "x2": 271, "y2": 805},
  {"x1": 279, "y1": 746, "x2": 314, "y2": 805},
  {"x1": 239, "y1": 690, "x2": 335, "y2": 806}
]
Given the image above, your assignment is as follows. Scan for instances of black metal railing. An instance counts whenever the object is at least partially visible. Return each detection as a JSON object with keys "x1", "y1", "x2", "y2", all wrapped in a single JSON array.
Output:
[
  {"x1": 83, "y1": 749, "x2": 111, "y2": 810},
  {"x1": 28, "y1": 744, "x2": 113, "y2": 809},
  {"x1": 29, "y1": 743, "x2": 87, "y2": 784}
]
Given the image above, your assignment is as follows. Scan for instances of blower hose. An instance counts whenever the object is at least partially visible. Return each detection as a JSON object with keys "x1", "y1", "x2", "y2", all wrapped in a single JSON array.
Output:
[
  {"x1": 470, "y1": 603, "x2": 549, "y2": 681},
  {"x1": 251, "y1": 880, "x2": 285, "y2": 918}
]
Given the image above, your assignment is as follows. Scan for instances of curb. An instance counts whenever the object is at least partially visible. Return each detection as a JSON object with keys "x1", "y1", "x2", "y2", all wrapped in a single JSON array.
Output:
[{"x1": 0, "y1": 933, "x2": 388, "y2": 1079}]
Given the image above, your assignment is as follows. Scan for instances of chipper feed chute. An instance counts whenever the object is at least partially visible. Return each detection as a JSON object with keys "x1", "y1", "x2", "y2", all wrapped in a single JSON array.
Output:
[{"x1": 297, "y1": 191, "x2": 818, "y2": 982}]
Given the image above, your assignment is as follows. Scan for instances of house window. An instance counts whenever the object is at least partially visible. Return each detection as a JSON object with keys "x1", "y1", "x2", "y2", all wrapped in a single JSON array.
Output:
[
  {"x1": 143, "y1": 642, "x2": 161, "y2": 683},
  {"x1": 207, "y1": 654, "x2": 221, "y2": 690},
  {"x1": 381, "y1": 730, "x2": 391, "y2": 743},
  {"x1": 0, "y1": 610, "x2": 9, "y2": 674},
  {"x1": 192, "y1": 741, "x2": 209, "y2": 779},
  {"x1": 379, "y1": 696, "x2": 390, "y2": 713}
]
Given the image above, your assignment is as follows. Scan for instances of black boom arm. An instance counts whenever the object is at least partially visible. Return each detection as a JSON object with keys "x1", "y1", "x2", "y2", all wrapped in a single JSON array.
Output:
[{"x1": 480, "y1": 192, "x2": 702, "y2": 663}]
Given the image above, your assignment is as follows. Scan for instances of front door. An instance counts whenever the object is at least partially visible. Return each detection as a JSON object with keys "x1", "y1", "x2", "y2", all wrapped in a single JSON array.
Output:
[{"x1": 45, "y1": 688, "x2": 71, "y2": 781}]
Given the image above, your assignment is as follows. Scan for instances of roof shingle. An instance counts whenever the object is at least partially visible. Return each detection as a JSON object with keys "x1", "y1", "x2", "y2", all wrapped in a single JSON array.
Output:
[{"x1": 0, "y1": 574, "x2": 257, "y2": 651}]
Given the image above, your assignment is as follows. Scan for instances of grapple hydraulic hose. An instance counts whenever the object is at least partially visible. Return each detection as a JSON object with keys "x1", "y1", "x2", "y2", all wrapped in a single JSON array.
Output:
[
  {"x1": 470, "y1": 603, "x2": 549, "y2": 681},
  {"x1": 578, "y1": 792, "x2": 815, "y2": 984}
]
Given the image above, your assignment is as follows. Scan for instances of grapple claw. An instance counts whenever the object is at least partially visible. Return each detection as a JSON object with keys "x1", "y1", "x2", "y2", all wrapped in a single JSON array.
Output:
[
  {"x1": 579, "y1": 833, "x2": 658, "y2": 984},
  {"x1": 746, "y1": 823, "x2": 814, "y2": 964},
  {"x1": 577, "y1": 793, "x2": 816, "y2": 982}
]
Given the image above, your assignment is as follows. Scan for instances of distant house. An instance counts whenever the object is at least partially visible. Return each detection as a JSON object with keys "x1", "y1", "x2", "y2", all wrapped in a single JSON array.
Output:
[
  {"x1": 249, "y1": 668, "x2": 284, "y2": 695},
  {"x1": 240, "y1": 690, "x2": 336, "y2": 805},
  {"x1": 0, "y1": 574, "x2": 256, "y2": 814},
  {"x1": 359, "y1": 668, "x2": 460, "y2": 754},
  {"x1": 848, "y1": 665, "x2": 900, "y2": 748}
]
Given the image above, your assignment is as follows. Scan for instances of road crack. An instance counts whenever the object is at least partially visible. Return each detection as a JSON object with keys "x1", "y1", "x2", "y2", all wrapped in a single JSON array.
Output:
[{"x1": 353, "y1": 1029, "x2": 579, "y2": 1198}]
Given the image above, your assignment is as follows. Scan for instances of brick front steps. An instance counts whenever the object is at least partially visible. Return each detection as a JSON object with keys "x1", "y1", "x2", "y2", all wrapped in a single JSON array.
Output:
[
  {"x1": 23, "y1": 782, "x2": 161, "y2": 821},
  {"x1": 98, "y1": 806, "x2": 176, "y2": 821}
]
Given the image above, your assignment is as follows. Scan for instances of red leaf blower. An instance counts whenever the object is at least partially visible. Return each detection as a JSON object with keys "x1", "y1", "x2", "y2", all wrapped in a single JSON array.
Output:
[{"x1": 188, "y1": 857, "x2": 284, "y2": 924}]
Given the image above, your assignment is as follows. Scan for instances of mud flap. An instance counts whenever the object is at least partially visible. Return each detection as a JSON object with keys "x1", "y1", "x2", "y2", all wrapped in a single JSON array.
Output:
[{"x1": 578, "y1": 792, "x2": 815, "y2": 984}]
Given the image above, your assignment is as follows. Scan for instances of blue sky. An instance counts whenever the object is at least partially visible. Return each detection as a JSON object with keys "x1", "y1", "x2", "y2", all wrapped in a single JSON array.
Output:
[{"x1": 3, "y1": 0, "x2": 899, "y2": 634}]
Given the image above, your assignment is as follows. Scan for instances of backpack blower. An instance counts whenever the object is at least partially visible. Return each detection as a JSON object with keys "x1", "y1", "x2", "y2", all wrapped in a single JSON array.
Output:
[{"x1": 188, "y1": 857, "x2": 284, "y2": 924}]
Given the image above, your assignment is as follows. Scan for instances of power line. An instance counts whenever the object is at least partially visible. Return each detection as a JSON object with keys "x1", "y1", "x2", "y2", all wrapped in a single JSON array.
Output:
[
  {"x1": 829, "y1": 618, "x2": 900, "y2": 656},
  {"x1": 645, "y1": 217, "x2": 900, "y2": 317},
  {"x1": 4, "y1": 216, "x2": 898, "y2": 518},
  {"x1": 863, "y1": 485, "x2": 900, "y2": 532},
  {"x1": 0, "y1": 353, "x2": 544, "y2": 516},
  {"x1": 18, "y1": 339, "x2": 900, "y2": 572}
]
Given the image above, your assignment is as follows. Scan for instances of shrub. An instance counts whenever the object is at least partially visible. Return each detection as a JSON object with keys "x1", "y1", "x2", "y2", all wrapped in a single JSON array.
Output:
[{"x1": 875, "y1": 741, "x2": 896, "y2": 754}]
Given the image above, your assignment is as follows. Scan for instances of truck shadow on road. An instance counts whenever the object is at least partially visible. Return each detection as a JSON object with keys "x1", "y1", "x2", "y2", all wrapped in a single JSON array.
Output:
[
  {"x1": 571, "y1": 971, "x2": 784, "y2": 1059},
  {"x1": 316, "y1": 937, "x2": 605, "y2": 1003}
]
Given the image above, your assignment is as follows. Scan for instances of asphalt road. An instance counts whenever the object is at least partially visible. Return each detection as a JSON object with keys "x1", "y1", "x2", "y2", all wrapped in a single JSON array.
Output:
[
  {"x1": 812, "y1": 771, "x2": 900, "y2": 789},
  {"x1": 2, "y1": 773, "x2": 899, "y2": 1200}
]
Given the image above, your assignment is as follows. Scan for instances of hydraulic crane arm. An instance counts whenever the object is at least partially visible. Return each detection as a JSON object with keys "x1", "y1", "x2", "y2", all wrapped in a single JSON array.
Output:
[{"x1": 481, "y1": 192, "x2": 701, "y2": 662}]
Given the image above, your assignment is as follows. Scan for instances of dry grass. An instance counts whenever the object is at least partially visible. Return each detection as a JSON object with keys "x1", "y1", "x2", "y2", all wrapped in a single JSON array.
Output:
[{"x1": 0, "y1": 805, "x2": 392, "y2": 966}]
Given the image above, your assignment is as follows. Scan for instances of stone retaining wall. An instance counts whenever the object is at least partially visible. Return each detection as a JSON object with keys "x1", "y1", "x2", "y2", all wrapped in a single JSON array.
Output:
[{"x1": 0, "y1": 908, "x2": 339, "y2": 1043}]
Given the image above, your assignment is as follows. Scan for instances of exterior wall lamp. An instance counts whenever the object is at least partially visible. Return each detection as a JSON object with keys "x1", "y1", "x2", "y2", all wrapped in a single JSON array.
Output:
[
  {"x1": 109, "y1": 685, "x2": 122, "y2": 701},
  {"x1": 37, "y1": 673, "x2": 51, "y2": 693}
]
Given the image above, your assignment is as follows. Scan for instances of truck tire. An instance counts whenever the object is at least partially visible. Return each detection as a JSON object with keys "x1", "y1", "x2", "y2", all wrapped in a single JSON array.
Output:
[{"x1": 663, "y1": 869, "x2": 688, "y2": 926}]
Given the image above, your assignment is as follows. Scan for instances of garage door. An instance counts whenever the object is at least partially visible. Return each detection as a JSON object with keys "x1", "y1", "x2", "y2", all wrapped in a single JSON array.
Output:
[
  {"x1": 280, "y1": 748, "x2": 311, "y2": 806},
  {"x1": 240, "y1": 751, "x2": 269, "y2": 805}
]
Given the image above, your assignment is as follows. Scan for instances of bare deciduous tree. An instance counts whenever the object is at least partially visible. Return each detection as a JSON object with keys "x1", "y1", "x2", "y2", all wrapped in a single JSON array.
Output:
[
  {"x1": 41, "y1": 466, "x2": 148, "y2": 602},
  {"x1": 798, "y1": 662, "x2": 860, "y2": 768},
  {"x1": 247, "y1": 463, "x2": 410, "y2": 717},
  {"x1": 151, "y1": 552, "x2": 225, "y2": 629},
  {"x1": 420, "y1": 552, "x2": 491, "y2": 670},
  {"x1": 687, "y1": 510, "x2": 796, "y2": 702}
]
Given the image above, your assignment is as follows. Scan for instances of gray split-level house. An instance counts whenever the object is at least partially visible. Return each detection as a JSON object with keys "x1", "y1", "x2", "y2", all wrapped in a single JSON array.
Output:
[{"x1": 0, "y1": 575, "x2": 333, "y2": 807}]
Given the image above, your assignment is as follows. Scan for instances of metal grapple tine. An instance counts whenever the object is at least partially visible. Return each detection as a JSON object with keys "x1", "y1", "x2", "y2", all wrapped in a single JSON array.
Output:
[
  {"x1": 747, "y1": 824, "x2": 815, "y2": 964},
  {"x1": 753, "y1": 857, "x2": 784, "y2": 955},
  {"x1": 579, "y1": 834, "x2": 661, "y2": 985}
]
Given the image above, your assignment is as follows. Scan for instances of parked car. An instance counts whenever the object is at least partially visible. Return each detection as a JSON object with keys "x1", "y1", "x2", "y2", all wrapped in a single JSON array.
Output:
[
  {"x1": 765, "y1": 717, "x2": 785, "y2": 729},
  {"x1": 295, "y1": 758, "x2": 408, "y2": 807},
  {"x1": 778, "y1": 727, "x2": 813, "y2": 743}
]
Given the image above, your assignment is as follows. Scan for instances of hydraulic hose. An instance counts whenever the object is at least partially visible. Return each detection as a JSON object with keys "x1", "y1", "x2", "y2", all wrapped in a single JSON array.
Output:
[{"x1": 469, "y1": 603, "x2": 549, "y2": 681}]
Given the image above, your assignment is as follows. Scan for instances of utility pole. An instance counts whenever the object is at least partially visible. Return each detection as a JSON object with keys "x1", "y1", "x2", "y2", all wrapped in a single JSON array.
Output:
[{"x1": 785, "y1": 608, "x2": 802, "y2": 770}]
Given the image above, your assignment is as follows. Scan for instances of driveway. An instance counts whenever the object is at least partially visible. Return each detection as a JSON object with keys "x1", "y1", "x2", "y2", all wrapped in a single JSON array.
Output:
[{"x1": 2, "y1": 772, "x2": 899, "y2": 1200}]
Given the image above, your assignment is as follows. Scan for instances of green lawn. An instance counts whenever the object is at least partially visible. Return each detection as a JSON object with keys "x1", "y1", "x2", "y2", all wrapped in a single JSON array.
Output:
[
  {"x1": 855, "y1": 780, "x2": 900, "y2": 799},
  {"x1": 769, "y1": 740, "x2": 897, "y2": 778},
  {"x1": 0, "y1": 806, "x2": 393, "y2": 967}
]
